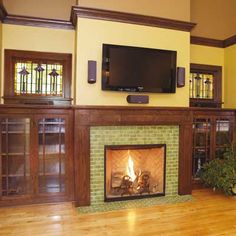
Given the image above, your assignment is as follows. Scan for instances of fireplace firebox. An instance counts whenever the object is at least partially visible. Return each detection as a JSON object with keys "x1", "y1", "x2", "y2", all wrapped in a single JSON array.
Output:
[{"x1": 104, "y1": 144, "x2": 166, "y2": 201}]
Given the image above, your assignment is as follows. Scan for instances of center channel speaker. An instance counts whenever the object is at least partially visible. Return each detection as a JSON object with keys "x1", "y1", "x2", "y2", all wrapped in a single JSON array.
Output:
[{"x1": 126, "y1": 95, "x2": 149, "y2": 104}]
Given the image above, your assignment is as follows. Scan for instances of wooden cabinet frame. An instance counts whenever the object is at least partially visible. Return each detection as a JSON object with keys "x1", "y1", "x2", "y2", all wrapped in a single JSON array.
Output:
[
  {"x1": 0, "y1": 107, "x2": 74, "y2": 206},
  {"x1": 192, "y1": 111, "x2": 234, "y2": 188}
]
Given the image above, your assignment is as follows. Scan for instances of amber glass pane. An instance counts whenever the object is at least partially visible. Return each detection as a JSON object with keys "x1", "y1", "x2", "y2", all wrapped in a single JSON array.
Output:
[
  {"x1": 38, "y1": 118, "x2": 65, "y2": 193},
  {"x1": 0, "y1": 118, "x2": 31, "y2": 196},
  {"x1": 189, "y1": 73, "x2": 213, "y2": 99},
  {"x1": 14, "y1": 62, "x2": 63, "y2": 96}
]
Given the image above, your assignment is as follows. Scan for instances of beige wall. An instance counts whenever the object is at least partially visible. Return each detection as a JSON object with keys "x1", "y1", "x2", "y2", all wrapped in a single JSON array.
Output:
[
  {"x1": 79, "y1": 0, "x2": 190, "y2": 21},
  {"x1": 3, "y1": 0, "x2": 236, "y2": 41},
  {"x1": 76, "y1": 18, "x2": 190, "y2": 107},
  {"x1": 1, "y1": 24, "x2": 75, "y2": 102},
  {"x1": 191, "y1": 0, "x2": 236, "y2": 40},
  {"x1": 190, "y1": 44, "x2": 225, "y2": 105},
  {"x1": 3, "y1": 0, "x2": 190, "y2": 22},
  {"x1": 224, "y1": 45, "x2": 236, "y2": 108},
  {"x1": 190, "y1": 45, "x2": 224, "y2": 65},
  {"x1": 3, "y1": 0, "x2": 76, "y2": 20}
]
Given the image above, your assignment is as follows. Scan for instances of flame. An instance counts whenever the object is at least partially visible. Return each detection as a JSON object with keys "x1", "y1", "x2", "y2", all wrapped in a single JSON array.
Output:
[{"x1": 127, "y1": 150, "x2": 136, "y2": 182}]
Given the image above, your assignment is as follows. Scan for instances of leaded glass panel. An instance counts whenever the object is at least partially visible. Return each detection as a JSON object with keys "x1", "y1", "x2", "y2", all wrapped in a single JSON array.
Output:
[
  {"x1": 189, "y1": 73, "x2": 213, "y2": 99},
  {"x1": 14, "y1": 62, "x2": 63, "y2": 96}
]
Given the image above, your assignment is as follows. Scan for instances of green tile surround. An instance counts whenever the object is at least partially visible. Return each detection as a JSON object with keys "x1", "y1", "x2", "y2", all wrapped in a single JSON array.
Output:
[{"x1": 78, "y1": 126, "x2": 192, "y2": 214}]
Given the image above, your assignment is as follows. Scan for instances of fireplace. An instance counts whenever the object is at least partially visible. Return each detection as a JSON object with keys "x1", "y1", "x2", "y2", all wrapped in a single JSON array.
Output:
[{"x1": 105, "y1": 144, "x2": 166, "y2": 201}]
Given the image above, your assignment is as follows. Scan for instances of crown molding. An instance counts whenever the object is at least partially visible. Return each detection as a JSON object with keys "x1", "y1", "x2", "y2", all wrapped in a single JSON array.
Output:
[
  {"x1": 190, "y1": 36, "x2": 224, "y2": 48},
  {"x1": 224, "y1": 35, "x2": 236, "y2": 48},
  {"x1": 191, "y1": 35, "x2": 236, "y2": 48},
  {"x1": 3, "y1": 14, "x2": 74, "y2": 30},
  {"x1": 0, "y1": 1, "x2": 74, "y2": 30},
  {"x1": 0, "y1": 1, "x2": 7, "y2": 21},
  {"x1": 71, "y1": 6, "x2": 196, "y2": 32}
]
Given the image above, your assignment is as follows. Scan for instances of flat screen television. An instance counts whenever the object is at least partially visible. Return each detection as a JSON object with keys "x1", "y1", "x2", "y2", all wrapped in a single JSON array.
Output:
[{"x1": 102, "y1": 44, "x2": 177, "y2": 93}]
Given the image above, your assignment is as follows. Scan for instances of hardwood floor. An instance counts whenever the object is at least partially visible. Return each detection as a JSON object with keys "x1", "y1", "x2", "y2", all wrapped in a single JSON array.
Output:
[{"x1": 0, "y1": 189, "x2": 235, "y2": 236}]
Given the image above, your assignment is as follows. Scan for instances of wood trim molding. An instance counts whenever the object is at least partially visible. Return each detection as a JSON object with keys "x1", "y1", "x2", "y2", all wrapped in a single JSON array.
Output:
[
  {"x1": 0, "y1": 1, "x2": 74, "y2": 29},
  {"x1": 224, "y1": 35, "x2": 236, "y2": 48},
  {"x1": 71, "y1": 6, "x2": 196, "y2": 32},
  {"x1": 190, "y1": 36, "x2": 224, "y2": 48},
  {"x1": 0, "y1": 1, "x2": 7, "y2": 21},
  {"x1": 191, "y1": 35, "x2": 236, "y2": 48},
  {"x1": 3, "y1": 14, "x2": 74, "y2": 30}
]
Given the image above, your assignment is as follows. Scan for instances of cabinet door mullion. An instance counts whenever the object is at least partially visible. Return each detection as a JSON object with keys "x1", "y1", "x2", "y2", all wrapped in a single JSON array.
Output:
[{"x1": 30, "y1": 117, "x2": 39, "y2": 195}]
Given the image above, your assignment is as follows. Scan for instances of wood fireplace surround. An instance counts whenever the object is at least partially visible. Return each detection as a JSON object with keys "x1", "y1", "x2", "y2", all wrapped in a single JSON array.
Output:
[{"x1": 74, "y1": 106, "x2": 193, "y2": 207}]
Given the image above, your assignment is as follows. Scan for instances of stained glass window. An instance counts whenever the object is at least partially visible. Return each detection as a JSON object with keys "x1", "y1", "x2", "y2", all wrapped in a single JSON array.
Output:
[
  {"x1": 189, "y1": 73, "x2": 213, "y2": 99},
  {"x1": 4, "y1": 49, "x2": 72, "y2": 105},
  {"x1": 14, "y1": 62, "x2": 63, "y2": 96}
]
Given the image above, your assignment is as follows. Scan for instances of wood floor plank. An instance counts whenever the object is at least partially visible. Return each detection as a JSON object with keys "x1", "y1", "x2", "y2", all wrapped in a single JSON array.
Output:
[{"x1": 0, "y1": 189, "x2": 235, "y2": 236}]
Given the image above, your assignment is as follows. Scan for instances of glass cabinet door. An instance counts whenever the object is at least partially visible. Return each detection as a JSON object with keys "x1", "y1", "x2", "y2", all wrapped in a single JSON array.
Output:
[
  {"x1": 215, "y1": 119, "x2": 232, "y2": 158},
  {"x1": 192, "y1": 118, "x2": 211, "y2": 179},
  {"x1": 0, "y1": 118, "x2": 31, "y2": 197},
  {"x1": 38, "y1": 118, "x2": 66, "y2": 194}
]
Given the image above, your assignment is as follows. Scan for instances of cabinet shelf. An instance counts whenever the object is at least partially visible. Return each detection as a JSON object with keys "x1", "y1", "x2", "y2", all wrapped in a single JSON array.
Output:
[
  {"x1": 1, "y1": 131, "x2": 30, "y2": 134},
  {"x1": 194, "y1": 146, "x2": 210, "y2": 149},
  {"x1": 1, "y1": 153, "x2": 30, "y2": 156},
  {"x1": 194, "y1": 128, "x2": 210, "y2": 134},
  {"x1": 38, "y1": 131, "x2": 65, "y2": 134},
  {"x1": 2, "y1": 174, "x2": 30, "y2": 177},
  {"x1": 38, "y1": 155, "x2": 65, "y2": 160},
  {"x1": 38, "y1": 173, "x2": 65, "y2": 176},
  {"x1": 193, "y1": 155, "x2": 209, "y2": 159}
]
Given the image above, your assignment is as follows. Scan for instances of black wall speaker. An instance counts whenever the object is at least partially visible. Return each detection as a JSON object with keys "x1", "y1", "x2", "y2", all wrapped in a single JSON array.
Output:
[
  {"x1": 88, "y1": 60, "x2": 97, "y2": 83},
  {"x1": 126, "y1": 95, "x2": 149, "y2": 104},
  {"x1": 177, "y1": 67, "x2": 185, "y2": 88}
]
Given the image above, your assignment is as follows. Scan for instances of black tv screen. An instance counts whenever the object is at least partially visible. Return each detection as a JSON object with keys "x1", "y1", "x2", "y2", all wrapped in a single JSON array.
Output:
[{"x1": 102, "y1": 44, "x2": 177, "y2": 93}]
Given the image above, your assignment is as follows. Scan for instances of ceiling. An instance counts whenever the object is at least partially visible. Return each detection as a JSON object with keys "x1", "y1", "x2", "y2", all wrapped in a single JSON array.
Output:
[{"x1": 2, "y1": 0, "x2": 236, "y2": 40}]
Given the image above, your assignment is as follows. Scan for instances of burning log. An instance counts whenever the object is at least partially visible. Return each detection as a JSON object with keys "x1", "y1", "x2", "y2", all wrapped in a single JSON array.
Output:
[
  {"x1": 137, "y1": 171, "x2": 150, "y2": 194},
  {"x1": 120, "y1": 175, "x2": 134, "y2": 196},
  {"x1": 111, "y1": 170, "x2": 151, "y2": 197},
  {"x1": 111, "y1": 171, "x2": 124, "y2": 188}
]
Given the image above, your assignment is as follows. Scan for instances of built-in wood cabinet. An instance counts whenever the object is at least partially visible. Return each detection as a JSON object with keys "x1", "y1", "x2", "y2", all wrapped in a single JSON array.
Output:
[
  {"x1": 0, "y1": 106, "x2": 74, "y2": 206},
  {"x1": 0, "y1": 105, "x2": 235, "y2": 207},
  {"x1": 192, "y1": 111, "x2": 234, "y2": 187}
]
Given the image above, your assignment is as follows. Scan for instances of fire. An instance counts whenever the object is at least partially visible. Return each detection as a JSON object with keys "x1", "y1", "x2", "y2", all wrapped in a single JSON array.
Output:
[{"x1": 127, "y1": 151, "x2": 136, "y2": 182}]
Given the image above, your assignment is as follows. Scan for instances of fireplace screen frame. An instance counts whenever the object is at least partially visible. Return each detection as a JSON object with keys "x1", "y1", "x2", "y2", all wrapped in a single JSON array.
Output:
[{"x1": 104, "y1": 144, "x2": 166, "y2": 202}]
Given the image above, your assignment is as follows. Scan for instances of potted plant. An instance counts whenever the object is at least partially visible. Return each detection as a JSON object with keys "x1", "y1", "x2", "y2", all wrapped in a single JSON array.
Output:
[{"x1": 200, "y1": 145, "x2": 236, "y2": 195}]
